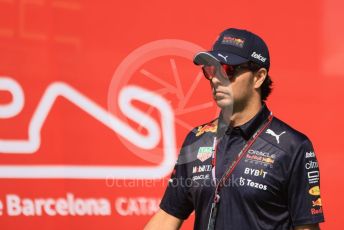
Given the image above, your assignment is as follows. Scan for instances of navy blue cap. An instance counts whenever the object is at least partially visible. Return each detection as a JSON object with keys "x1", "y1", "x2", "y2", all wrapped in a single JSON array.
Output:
[{"x1": 193, "y1": 28, "x2": 270, "y2": 70}]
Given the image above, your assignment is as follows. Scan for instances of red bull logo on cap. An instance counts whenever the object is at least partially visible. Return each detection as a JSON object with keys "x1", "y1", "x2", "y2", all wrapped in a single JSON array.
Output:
[{"x1": 221, "y1": 36, "x2": 245, "y2": 48}]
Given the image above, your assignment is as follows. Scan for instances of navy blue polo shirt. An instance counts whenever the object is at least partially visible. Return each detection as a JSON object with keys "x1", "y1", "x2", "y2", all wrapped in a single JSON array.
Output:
[{"x1": 160, "y1": 104, "x2": 325, "y2": 229}]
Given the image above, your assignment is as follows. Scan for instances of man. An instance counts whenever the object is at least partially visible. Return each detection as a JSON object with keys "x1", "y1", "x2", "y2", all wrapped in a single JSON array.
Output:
[{"x1": 145, "y1": 28, "x2": 324, "y2": 230}]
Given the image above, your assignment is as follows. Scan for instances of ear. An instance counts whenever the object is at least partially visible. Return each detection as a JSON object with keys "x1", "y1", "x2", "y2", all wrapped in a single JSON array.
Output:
[{"x1": 253, "y1": 68, "x2": 267, "y2": 89}]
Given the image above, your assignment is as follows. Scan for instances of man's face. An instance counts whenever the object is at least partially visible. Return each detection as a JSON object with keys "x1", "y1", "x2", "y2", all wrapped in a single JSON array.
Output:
[{"x1": 206, "y1": 64, "x2": 255, "y2": 110}]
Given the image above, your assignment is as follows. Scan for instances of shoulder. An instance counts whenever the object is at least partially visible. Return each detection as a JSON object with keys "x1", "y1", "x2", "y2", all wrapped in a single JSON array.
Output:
[
  {"x1": 183, "y1": 118, "x2": 219, "y2": 146},
  {"x1": 177, "y1": 118, "x2": 219, "y2": 162},
  {"x1": 261, "y1": 116, "x2": 313, "y2": 154}
]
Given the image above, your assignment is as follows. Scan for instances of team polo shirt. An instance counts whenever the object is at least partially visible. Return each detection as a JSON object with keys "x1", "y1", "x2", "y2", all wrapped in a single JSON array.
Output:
[{"x1": 160, "y1": 104, "x2": 324, "y2": 229}]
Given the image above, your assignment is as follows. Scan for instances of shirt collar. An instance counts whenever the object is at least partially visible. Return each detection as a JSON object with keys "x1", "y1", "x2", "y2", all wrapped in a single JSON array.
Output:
[{"x1": 218, "y1": 104, "x2": 271, "y2": 140}]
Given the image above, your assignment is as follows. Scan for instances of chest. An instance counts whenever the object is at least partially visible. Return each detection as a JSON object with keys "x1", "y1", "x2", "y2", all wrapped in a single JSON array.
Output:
[{"x1": 187, "y1": 137, "x2": 289, "y2": 203}]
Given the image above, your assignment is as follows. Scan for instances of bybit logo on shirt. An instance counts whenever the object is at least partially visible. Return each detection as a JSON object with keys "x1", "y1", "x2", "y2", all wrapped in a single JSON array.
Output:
[
  {"x1": 244, "y1": 167, "x2": 268, "y2": 178},
  {"x1": 251, "y1": 52, "x2": 267, "y2": 63}
]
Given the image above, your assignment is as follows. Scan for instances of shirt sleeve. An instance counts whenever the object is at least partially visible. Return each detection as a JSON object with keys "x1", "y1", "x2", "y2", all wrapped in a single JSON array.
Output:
[
  {"x1": 159, "y1": 134, "x2": 194, "y2": 220},
  {"x1": 287, "y1": 138, "x2": 325, "y2": 226}
]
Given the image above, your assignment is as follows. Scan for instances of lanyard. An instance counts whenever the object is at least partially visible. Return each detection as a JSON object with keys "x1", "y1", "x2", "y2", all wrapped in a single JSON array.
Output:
[{"x1": 207, "y1": 113, "x2": 273, "y2": 230}]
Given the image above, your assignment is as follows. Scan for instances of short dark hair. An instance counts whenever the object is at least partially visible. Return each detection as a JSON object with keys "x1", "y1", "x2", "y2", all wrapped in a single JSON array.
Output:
[{"x1": 247, "y1": 61, "x2": 273, "y2": 101}]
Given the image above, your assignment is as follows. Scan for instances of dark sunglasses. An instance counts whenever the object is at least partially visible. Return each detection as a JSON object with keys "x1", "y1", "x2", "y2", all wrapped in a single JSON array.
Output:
[{"x1": 202, "y1": 63, "x2": 250, "y2": 81}]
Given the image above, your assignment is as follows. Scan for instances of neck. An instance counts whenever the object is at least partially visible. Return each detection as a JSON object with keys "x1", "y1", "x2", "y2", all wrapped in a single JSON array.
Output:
[{"x1": 222, "y1": 98, "x2": 262, "y2": 127}]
